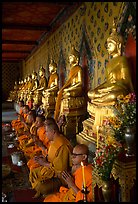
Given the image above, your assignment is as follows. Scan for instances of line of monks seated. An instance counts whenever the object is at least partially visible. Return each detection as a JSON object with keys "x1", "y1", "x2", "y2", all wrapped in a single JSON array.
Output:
[{"x1": 11, "y1": 100, "x2": 93, "y2": 202}]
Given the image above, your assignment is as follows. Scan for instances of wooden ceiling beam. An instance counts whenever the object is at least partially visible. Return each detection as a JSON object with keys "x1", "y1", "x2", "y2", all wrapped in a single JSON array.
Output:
[
  {"x1": 2, "y1": 50, "x2": 31, "y2": 53},
  {"x1": 3, "y1": 40, "x2": 37, "y2": 45},
  {"x1": 3, "y1": 24, "x2": 51, "y2": 31}
]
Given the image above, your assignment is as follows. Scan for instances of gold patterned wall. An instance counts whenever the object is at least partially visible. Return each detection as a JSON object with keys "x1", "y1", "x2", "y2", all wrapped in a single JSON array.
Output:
[
  {"x1": 23, "y1": 2, "x2": 126, "y2": 89},
  {"x1": 2, "y1": 62, "x2": 22, "y2": 101}
]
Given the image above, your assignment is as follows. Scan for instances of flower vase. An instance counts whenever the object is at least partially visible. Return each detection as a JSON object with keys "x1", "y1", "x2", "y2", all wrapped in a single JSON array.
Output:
[
  {"x1": 102, "y1": 180, "x2": 112, "y2": 202},
  {"x1": 124, "y1": 126, "x2": 135, "y2": 157}
]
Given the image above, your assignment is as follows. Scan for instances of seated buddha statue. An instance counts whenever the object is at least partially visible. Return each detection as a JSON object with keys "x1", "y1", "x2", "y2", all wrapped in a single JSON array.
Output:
[
  {"x1": 8, "y1": 81, "x2": 18, "y2": 101},
  {"x1": 54, "y1": 45, "x2": 83, "y2": 121},
  {"x1": 43, "y1": 59, "x2": 59, "y2": 96},
  {"x1": 23, "y1": 76, "x2": 30, "y2": 104},
  {"x1": 87, "y1": 21, "x2": 134, "y2": 126},
  {"x1": 25, "y1": 74, "x2": 34, "y2": 103},
  {"x1": 42, "y1": 59, "x2": 59, "y2": 117},
  {"x1": 30, "y1": 71, "x2": 39, "y2": 94},
  {"x1": 88, "y1": 23, "x2": 133, "y2": 127},
  {"x1": 20, "y1": 78, "x2": 27, "y2": 102},
  {"x1": 34, "y1": 66, "x2": 48, "y2": 104},
  {"x1": 18, "y1": 80, "x2": 24, "y2": 101}
]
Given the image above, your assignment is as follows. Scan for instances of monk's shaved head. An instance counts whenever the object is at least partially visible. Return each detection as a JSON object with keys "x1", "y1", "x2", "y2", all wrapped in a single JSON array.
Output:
[{"x1": 73, "y1": 144, "x2": 89, "y2": 155}]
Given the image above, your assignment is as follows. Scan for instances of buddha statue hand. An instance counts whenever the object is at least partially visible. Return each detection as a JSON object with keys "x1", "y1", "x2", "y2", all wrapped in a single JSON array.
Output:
[{"x1": 63, "y1": 84, "x2": 82, "y2": 97}]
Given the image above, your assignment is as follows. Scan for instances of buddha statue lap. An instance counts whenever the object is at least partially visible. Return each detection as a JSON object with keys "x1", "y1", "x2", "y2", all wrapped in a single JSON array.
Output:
[
  {"x1": 42, "y1": 59, "x2": 59, "y2": 117},
  {"x1": 54, "y1": 46, "x2": 86, "y2": 138}
]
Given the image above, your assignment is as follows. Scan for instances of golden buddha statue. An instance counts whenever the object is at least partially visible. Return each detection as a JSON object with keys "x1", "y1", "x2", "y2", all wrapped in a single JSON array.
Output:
[
  {"x1": 54, "y1": 46, "x2": 86, "y2": 139},
  {"x1": 42, "y1": 59, "x2": 59, "y2": 117},
  {"x1": 25, "y1": 74, "x2": 33, "y2": 103},
  {"x1": 88, "y1": 22, "x2": 134, "y2": 107},
  {"x1": 30, "y1": 71, "x2": 39, "y2": 94},
  {"x1": 18, "y1": 80, "x2": 24, "y2": 101},
  {"x1": 34, "y1": 66, "x2": 48, "y2": 104},
  {"x1": 77, "y1": 21, "x2": 134, "y2": 147},
  {"x1": 54, "y1": 45, "x2": 84, "y2": 121},
  {"x1": 43, "y1": 59, "x2": 58, "y2": 96},
  {"x1": 8, "y1": 81, "x2": 18, "y2": 101},
  {"x1": 19, "y1": 78, "x2": 27, "y2": 102},
  {"x1": 22, "y1": 76, "x2": 30, "y2": 103}
]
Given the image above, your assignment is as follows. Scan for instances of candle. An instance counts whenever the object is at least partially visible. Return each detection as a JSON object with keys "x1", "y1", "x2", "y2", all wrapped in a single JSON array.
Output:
[
  {"x1": 81, "y1": 161, "x2": 86, "y2": 188},
  {"x1": 96, "y1": 126, "x2": 99, "y2": 149}
]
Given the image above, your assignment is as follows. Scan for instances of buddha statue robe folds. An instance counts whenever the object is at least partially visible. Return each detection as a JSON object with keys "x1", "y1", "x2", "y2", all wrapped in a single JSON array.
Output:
[
  {"x1": 54, "y1": 46, "x2": 86, "y2": 138},
  {"x1": 42, "y1": 59, "x2": 59, "y2": 117},
  {"x1": 34, "y1": 66, "x2": 48, "y2": 104}
]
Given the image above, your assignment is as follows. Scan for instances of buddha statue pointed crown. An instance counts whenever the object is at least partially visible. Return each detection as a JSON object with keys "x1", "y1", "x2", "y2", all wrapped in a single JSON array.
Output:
[
  {"x1": 70, "y1": 45, "x2": 79, "y2": 58},
  {"x1": 32, "y1": 70, "x2": 37, "y2": 76},
  {"x1": 107, "y1": 20, "x2": 123, "y2": 45},
  {"x1": 39, "y1": 65, "x2": 45, "y2": 73}
]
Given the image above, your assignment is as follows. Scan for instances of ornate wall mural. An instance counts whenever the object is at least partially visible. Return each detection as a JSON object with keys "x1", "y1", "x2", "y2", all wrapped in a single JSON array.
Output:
[{"x1": 6, "y1": 2, "x2": 135, "y2": 97}]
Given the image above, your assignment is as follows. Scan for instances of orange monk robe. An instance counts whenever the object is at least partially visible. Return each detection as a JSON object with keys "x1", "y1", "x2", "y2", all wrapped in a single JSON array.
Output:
[
  {"x1": 11, "y1": 107, "x2": 24, "y2": 127},
  {"x1": 43, "y1": 164, "x2": 93, "y2": 202},
  {"x1": 12, "y1": 113, "x2": 28, "y2": 132},
  {"x1": 17, "y1": 122, "x2": 37, "y2": 150},
  {"x1": 54, "y1": 65, "x2": 81, "y2": 121},
  {"x1": 12, "y1": 106, "x2": 23, "y2": 120},
  {"x1": 26, "y1": 126, "x2": 50, "y2": 170},
  {"x1": 29, "y1": 135, "x2": 73, "y2": 189}
]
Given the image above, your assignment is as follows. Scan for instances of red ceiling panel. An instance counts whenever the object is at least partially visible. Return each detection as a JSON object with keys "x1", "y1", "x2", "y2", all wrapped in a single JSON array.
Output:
[
  {"x1": 2, "y1": 29, "x2": 45, "y2": 41},
  {"x1": 2, "y1": 2, "x2": 81, "y2": 63},
  {"x1": 2, "y1": 44, "x2": 34, "y2": 52}
]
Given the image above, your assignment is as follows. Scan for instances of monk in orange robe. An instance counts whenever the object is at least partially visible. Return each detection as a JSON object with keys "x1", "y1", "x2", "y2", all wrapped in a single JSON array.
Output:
[
  {"x1": 12, "y1": 105, "x2": 30, "y2": 134},
  {"x1": 25, "y1": 116, "x2": 50, "y2": 169},
  {"x1": 43, "y1": 144, "x2": 93, "y2": 202},
  {"x1": 17, "y1": 110, "x2": 36, "y2": 150},
  {"x1": 11, "y1": 100, "x2": 24, "y2": 128},
  {"x1": 29, "y1": 118, "x2": 73, "y2": 198}
]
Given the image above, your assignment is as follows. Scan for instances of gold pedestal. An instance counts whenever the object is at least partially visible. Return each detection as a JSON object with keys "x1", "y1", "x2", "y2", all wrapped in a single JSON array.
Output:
[
  {"x1": 77, "y1": 102, "x2": 115, "y2": 148},
  {"x1": 62, "y1": 96, "x2": 87, "y2": 139},
  {"x1": 42, "y1": 90, "x2": 58, "y2": 117},
  {"x1": 34, "y1": 91, "x2": 43, "y2": 104},
  {"x1": 112, "y1": 158, "x2": 136, "y2": 202},
  {"x1": 92, "y1": 158, "x2": 136, "y2": 202}
]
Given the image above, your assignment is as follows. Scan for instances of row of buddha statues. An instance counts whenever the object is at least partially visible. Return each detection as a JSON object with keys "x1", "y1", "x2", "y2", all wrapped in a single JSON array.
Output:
[{"x1": 8, "y1": 21, "x2": 134, "y2": 143}]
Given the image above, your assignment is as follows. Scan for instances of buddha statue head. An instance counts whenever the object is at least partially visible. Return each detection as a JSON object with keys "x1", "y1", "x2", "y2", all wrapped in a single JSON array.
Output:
[
  {"x1": 107, "y1": 21, "x2": 123, "y2": 56},
  {"x1": 32, "y1": 71, "x2": 37, "y2": 79},
  {"x1": 49, "y1": 59, "x2": 57, "y2": 73},
  {"x1": 27, "y1": 74, "x2": 32, "y2": 81},
  {"x1": 24, "y1": 78, "x2": 27, "y2": 83},
  {"x1": 69, "y1": 45, "x2": 80, "y2": 65},
  {"x1": 39, "y1": 65, "x2": 45, "y2": 77}
]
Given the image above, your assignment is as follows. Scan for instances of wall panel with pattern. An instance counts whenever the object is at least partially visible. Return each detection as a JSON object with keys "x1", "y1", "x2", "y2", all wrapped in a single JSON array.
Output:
[
  {"x1": 2, "y1": 63, "x2": 21, "y2": 101},
  {"x1": 23, "y1": 2, "x2": 131, "y2": 90}
]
